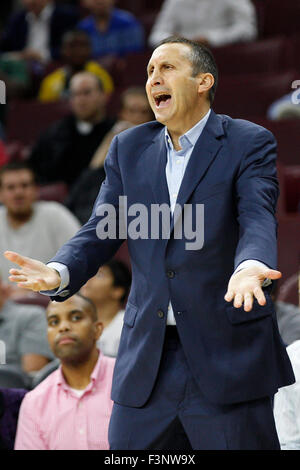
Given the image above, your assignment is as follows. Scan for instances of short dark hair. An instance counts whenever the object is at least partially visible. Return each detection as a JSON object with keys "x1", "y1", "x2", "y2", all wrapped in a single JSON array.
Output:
[
  {"x1": 62, "y1": 29, "x2": 91, "y2": 47},
  {"x1": 157, "y1": 36, "x2": 218, "y2": 104},
  {"x1": 0, "y1": 161, "x2": 37, "y2": 187},
  {"x1": 75, "y1": 293, "x2": 98, "y2": 322},
  {"x1": 105, "y1": 260, "x2": 131, "y2": 304}
]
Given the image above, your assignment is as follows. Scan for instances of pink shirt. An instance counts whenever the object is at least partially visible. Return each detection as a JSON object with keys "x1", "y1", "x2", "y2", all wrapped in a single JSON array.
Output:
[{"x1": 14, "y1": 351, "x2": 115, "y2": 450}]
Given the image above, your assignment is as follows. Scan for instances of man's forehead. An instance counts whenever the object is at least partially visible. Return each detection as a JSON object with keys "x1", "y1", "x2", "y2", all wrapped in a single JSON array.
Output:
[
  {"x1": 2, "y1": 170, "x2": 33, "y2": 183},
  {"x1": 47, "y1": 298, "x2": 84, "y2": 316},
  {"x1": 148, "y1": 43, "x2": 191, "y2": 66}
]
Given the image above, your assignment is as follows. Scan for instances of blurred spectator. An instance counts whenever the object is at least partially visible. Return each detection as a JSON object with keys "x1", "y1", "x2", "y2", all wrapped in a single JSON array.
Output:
[
  {"x1": 28, "y1": 71, "x2": 115, "y2": 186},
  {"x1": 78, "y1": 0, "x2": 144, "y2": 59},
  {"x1": 15, "y1": 294, "x2": 115, "y2": 450},
  {"x1": 66, "y1": 86, "x2": 153, "y2": 223},
  {"x1": 0, "y1": 276, "x2": 53, "y2": 375},
  {"x1": 0, "y1": 162, "x2": 80, "y2": 281},
  {"x1": 81, "y1": 259, "x2": 131, "y2": 357},
  {"x1": 267, "y1": 91, "x2": 300, "y2": 120},
  {"x1": 38, "y1": 29, "x2": 114, "y2": 102},
  {"x1": 149, "y1": 0, "x2": 257, "y2": 48},
  {"x1": 274, "y1": 340, "x2": 300, "y2": 449},
  {"x1": 0, "y1": 141, "x2": 8, "y2": 167},
  {"x1": 271, "y1": 284, "x2": 300, "y2": 347},
  {"x1": 0, "y1": 55, "x2": 31, "y2": 99},
  {"x1": 0, "y1": 388, "x2": 27, "y2": 450},
  {"x1": 275, "y1": 301, "x2": 300, "y2": 347},
  {"x1": 0, "y1": 0, "x2": 79, "y2": 63}
]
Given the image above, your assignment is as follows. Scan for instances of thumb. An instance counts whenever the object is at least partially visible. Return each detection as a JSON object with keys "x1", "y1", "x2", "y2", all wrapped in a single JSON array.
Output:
[{"x1": 263, "y1": 269, "x2": 282, "y2": 280}]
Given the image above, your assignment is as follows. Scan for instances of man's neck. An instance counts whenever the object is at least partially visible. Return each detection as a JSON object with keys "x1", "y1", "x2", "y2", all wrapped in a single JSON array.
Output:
[
  {"x1": 30, "y1": 2, "x2": 51, "y2": 19},
  {"x1": 95, "y1": 11, "x2": 111, "y2": 32},
  {"x1": 7, "y1": 209, "x2": 33, "y2": 230},
  {"x1": 96, "y1": 302, "x2": 121, "y2": 329},
  {"x1": 78, "y1": 110, "x2": 106, "y2": 126},
  {"x1": 61, "y1": 348, "x2": 99, "y2": 390},
  {"x1": 167, "y1": 105, "x2": 210, "y2": 151}
]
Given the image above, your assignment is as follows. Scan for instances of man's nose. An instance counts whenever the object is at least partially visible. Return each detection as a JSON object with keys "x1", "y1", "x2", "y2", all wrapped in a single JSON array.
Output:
[
  {"x1": 58, "y1": 321, "x2": 71, "y2": 332},
  {"x1": 149, "y1": 70, "x2": 163, "y2": 87}
]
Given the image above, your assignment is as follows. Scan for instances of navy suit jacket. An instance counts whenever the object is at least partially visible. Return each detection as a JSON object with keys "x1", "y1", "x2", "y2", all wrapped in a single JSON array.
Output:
[
  {"x1": 0, "y1": 5, "x2": 79, "y2": 60},
  {"x1": 50, "y1": 110, "x2": 295, "y2": 407}
]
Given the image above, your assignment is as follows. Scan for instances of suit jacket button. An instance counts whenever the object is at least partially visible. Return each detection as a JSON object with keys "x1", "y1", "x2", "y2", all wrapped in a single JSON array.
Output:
[
  {"x1": 157, "y1": 310, "x2": 164, "y2": 319},
  {"x1": 166, "y1": 270, "x2": 175, "y2": 279}
]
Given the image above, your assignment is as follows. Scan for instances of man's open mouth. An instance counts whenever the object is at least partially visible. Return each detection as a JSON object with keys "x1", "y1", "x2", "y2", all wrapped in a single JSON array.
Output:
[{"x1": 154, "y1": 93, "x2": 172, "y2": 109}]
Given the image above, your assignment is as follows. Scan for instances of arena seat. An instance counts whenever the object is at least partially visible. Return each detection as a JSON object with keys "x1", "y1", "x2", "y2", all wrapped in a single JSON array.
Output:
[
  {"x1": 277, "y1": 214, "x2": 300, "y2": 304},
  {"x1": 213, "y1": 71, "x2": 297, "y2": 119},
  {"x1": 115, "y1": 50, "x2": 152, "y2": 87},
  {"x1": 6, "y1": 100, "x2": 71, "y2": 147},
  {"x1": 211, "y1": 37, "x2": 293, "y2": 76},
  {"x1": 13, "y1": 292, "x2": 50, "y2": 309},
  {"x1": 284, "y1": 166, "x2": 300, "y2": 213},
  {"x1": 253, "y1": 119, "x2": 300, "y2": 166},
  {"x1": 262, "y1": 0, "x2": 300, "y2": 37},
  {"x1": 38, "y1": 182, "x2": 69, "y2": 204}
]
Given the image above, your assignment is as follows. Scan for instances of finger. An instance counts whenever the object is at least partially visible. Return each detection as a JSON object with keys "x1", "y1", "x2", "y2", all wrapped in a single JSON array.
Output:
[
  {"x1": 253, "y1": 286, "x2": 266, "y2": 306},
  {"x1": 243, "y1": 292, "x2": 253, "y2": 312},
  {"x1": 17, "y1": 281, "x2": 40, "y2": 291},
  {"x1": 263, "y1": 269, "x2": 282, "y2": 280},
  {"x1": 8, "y1": 275, "x2": 28, "y2": 283},
  {"x1": 4, "y1": 251, "x2": 28, "y2": 267},
  {"x1": 233, "y1": 293, "x2": 243, "y2": 308},
  {"x1": 9, "y1": 269, "x2": 24, "y2": 276},
  {"x1": 224, "y1": 290, "x2": 234, "y2": 302}
]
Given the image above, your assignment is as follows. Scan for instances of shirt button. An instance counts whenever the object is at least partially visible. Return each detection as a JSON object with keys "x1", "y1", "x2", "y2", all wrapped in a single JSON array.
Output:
[
  {"x1": 79, "y1": 429, "x2": 84, "y2": 435},
  {"x1": 157, "y1": 310, "x2": 164, "y2": 319},
  {"x1": 167, "y1": 270, "x2": 175, "y2": 279}
]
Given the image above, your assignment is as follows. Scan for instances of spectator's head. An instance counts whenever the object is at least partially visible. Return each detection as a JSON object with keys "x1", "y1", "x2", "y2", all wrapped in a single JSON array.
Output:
[
  {"x1": 70, "y1": 71, "x2": 107, "y2": 122},
  {"x1": 46, "y1": 294, "x2": 102, "y2": 366},
  {"x1": 119, "y1": 87, "x2": 154, "y2": 126},
  {"x1": 82, "y1": 260, "x2": 131, "y2": 310},
  {"x1": 0, "y1": 162, "x2": 37, "y2": 220},
  {"x1": 83, "y1": 0, "x2": 114, "y2": 18},
  {"x1": 146, "y1": 36, "x2": 218, "y2": 129},
  {"x1": 22, "y1": 0, "x2": 50, "y2": 16},
  {"x1": 62, "y1": 30, "x2": 92, "y2": 70}
]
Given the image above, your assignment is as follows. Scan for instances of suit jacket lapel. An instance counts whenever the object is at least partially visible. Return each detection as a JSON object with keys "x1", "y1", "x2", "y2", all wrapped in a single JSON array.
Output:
[
  {"x1": 172, "y1": 110, "x2": 225, "y2": 229},
  {"x1": 143, "y1": 127, "x2": 170, "y2": 207}
]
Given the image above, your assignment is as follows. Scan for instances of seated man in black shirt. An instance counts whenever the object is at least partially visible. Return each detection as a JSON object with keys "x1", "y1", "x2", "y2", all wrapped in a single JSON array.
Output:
[{"x1": 28, "y1": 71, "x2": 115, "y2": 187}]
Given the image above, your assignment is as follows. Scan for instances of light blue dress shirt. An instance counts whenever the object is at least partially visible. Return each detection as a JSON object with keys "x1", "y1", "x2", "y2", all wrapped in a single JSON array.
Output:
[{"x1": 46, "y1": 110, "x2": 269, "y2": 315}]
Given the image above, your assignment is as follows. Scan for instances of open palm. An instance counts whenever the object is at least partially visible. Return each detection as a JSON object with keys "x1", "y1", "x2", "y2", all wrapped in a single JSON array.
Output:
[{"x1": 4, "y1": 251, "x2": 61, "y2": 292}]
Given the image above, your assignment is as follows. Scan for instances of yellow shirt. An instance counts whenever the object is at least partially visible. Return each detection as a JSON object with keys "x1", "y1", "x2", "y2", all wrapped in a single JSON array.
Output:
[{"x1": 38, "y1": 61, "x2": 114, "y2": 102}]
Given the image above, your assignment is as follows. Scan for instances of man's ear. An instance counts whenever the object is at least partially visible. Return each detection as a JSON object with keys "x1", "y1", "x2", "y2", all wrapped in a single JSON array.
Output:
[
  {"x1": 112, "y1": 286, "x2": 125, "y2": 303},
  {"x1": 94, "y1": 321, "x2": 104, "y2": 340},
  {"x1": 197, "y1": 73, "x2": 214, "y2": 99}
]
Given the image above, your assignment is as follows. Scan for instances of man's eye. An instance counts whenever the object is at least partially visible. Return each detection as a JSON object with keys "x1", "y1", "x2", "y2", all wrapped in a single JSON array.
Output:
[
  {"x1": 72, "y1": 315, "x2": 82, "y2": 321},
  {"x1": 49, "y1": 320, "x2": 58, "y2": 326}
]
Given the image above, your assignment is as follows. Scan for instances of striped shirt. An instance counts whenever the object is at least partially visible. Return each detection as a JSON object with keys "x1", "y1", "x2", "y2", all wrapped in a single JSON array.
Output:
[{"x1": 14, "y1": 351, "x2": 115, "y2": 450}]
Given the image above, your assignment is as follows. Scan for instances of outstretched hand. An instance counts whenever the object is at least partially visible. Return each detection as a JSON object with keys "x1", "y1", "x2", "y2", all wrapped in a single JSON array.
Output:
[
  {"x1": 4, "y1": 251, "x2": 61, "y2": 292},
  {"x1": 224, "y1": 266, "x2": 282, "y2": 312}
]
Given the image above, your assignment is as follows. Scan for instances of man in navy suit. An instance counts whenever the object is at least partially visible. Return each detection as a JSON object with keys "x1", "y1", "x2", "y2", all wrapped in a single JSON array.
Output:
[
  {"x1": 5, "y1": 37, "x2": 295, "y2": 449},
  {"x1": 0, "y1": 0, "x2": 79, "y2": 61}
]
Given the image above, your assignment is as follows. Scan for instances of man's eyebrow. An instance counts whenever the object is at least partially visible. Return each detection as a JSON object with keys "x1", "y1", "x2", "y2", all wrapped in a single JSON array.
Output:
[{"x1": 47, "y1": 314, "x2": 58, "y2": 321}]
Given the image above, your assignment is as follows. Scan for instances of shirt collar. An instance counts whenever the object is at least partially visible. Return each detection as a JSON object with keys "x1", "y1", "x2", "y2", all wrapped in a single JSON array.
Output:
[
  {"x1": 165, "y1": 108, "x2": 211, "y2": 152},
  {"x1": 26, "y1": 3, "x2": 54, "y2": 23},
  {"x1": 56, "y1": 349, "x2": 103, "y2": 393}
]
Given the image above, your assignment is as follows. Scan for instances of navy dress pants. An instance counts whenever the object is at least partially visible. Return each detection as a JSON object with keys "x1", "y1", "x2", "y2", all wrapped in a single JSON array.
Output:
[{"x1": 109, "y1": 326, "x2": 280, "y2": 450}]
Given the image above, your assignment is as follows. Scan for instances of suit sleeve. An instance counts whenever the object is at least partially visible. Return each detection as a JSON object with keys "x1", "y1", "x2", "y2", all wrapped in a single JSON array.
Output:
[
  {"x1": 234, "y1": 127, "x2": 279, "y2": 271},
  {"x1": 49, "y1": 136, "x2": 125, "y2": 301}
]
